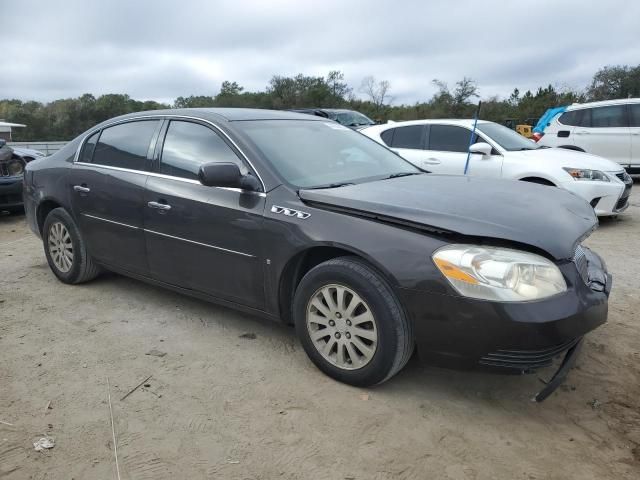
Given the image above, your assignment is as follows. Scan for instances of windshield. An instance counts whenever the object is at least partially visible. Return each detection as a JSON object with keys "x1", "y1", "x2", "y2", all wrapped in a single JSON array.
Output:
[
  {"x1": 476, "y1": 122, "x2": 541, "y2": 151},
  {"x1": 329, "y1": 111, "x2": 375, "y2": 127},
  {"x1": 236, "y1": 120, "x2": 419, "y2": 188}
]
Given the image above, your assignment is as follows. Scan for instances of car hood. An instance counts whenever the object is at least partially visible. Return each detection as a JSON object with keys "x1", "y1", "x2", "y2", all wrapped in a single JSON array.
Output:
[
  {"x1": 298, "y1": 175, "x2": 597, "y2": 260},
  {"x1": 513, "y1": 147, "x2": 623, "y2": 172}
]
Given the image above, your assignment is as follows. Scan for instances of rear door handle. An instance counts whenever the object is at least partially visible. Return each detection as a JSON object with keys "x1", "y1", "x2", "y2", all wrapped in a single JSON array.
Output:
[
  {"x1": 423, "y1": 158, "x2": 441, "y2": 165},
  {"x1": 147, "y1": 201, "x2": 171, "y2": 211},
  {"x1": 73, "y1": 185, "x2": 90, "y2": 193}
]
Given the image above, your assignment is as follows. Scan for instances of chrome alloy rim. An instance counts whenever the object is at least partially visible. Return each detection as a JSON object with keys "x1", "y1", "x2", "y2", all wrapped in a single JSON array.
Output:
[
  {"x1": 306, "y1": 284, "x2": 378, "y2": 370},
  {"x1": 48, "y1": 222, "x2": 73, "y2": 273}
]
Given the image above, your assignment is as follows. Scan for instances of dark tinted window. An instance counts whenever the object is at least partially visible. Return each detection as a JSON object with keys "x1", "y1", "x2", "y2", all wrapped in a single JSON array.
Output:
[
  {"x1": 80, "y1": 131, "x2": 100, "y2": 163},
  {"x1": 92, "y1": 121, "x2": 158, "y2": 170},
  {"x1": 380, "y1": 129, "x2": 394, "y2": 146},
  {"x1": 160, "y1": 121, "x2": 243, "y2": 180},
  {"x1": 390, "y1": 125, "x2": 425, "y2": 149},
  {"x1": 558, "y1": 110, "x2": 579, "y2": 126},
  {"x1": 590, "y1": 105, "x2": 627, "y2": 128},
  {"x1": 630, "y1": 104, "x2": 640, "y2": 127},
  {"x1": 429, "y1": 125, "x2": 472, "y2": 152}
]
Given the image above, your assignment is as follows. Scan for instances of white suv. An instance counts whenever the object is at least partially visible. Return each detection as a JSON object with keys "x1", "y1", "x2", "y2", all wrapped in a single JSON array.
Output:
[
  {"x1": 537, "y1": 98, "x2": 640, "y2": 174},
  {"x1": 361, "y1": 119, "x2": 632, "y2": 216}
]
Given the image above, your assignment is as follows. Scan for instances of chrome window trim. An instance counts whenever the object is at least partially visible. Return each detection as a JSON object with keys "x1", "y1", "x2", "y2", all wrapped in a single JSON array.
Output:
[
  {"x1": 72, "y1": 114, "x2": 267, "y2": 192},
  {"x1": 81, "y1": 214, "x2": 255, "y2": 258},
  {"x1": 73, "y1": 161, "x2": 266, "y2": 197},
  {"x1": 145, "y1": 229, "x2": 255, "y2": 258}
]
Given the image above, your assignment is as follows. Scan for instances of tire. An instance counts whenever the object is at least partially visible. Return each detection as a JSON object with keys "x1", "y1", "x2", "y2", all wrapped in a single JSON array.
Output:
[
  {"x1": 293, "y1": 256, "x2": 414, "y2": 387},
  {"x1": 43, "y1": 207, "x2": 101, "y2": 284}
]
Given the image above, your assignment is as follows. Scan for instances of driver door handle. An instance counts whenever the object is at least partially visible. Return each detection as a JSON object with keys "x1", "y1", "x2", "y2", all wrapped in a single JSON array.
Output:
[
  {"x1": 73, "y1": 185, "x2": 90, "y2": 193},
  {"x1": 147, "y1": 201, "x2": 171, "y2": 211},
  {"x1": 423, "y1": 158, "x2": 441, "y2": 165}
]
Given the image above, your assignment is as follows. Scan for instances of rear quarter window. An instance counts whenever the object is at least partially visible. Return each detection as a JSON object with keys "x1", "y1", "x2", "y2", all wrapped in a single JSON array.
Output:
[{"x1": 380, "y1": 129, "x2": 394, "y2": 146}]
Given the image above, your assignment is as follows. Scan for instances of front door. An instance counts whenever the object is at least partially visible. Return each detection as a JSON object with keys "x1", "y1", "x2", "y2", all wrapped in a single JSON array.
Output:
[
  {"x1": 70, "y1": 119, "x2": 161, "y2": 276},
  {"x1": 425, "y1": 124, "x2": 503, "y2": 177},
  {"x1": 629, "y1": 103, "x2": 640, "y2": 170},
  {"x1": 144, "y1": 119, "x2": 266, "y2": 310}
]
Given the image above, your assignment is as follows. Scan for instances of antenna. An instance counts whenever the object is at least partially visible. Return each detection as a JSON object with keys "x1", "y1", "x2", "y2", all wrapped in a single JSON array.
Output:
[{"x1": 464, "y1": 101, "x2": 482, "y2": 175}]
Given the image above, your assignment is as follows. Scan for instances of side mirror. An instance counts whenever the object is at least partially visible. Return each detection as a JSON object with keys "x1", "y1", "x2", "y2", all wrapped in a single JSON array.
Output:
[
  {"x1": 469, "y1": 142, "x2": 492, "y2": 156},
  {"x1": 198, "y1": 162, "x2": 260, "y2": 191}
]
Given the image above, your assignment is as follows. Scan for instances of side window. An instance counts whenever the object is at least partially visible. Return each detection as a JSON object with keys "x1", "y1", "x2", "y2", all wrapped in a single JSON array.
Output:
[
  {"x1": 590, "y1": 105, "x2": 627, "y2": 128},
  {"x1": 380, "y1": 129, "x2": 394, "y2": 146},
  {"x1": 79, "y1": 131, "x2": 100, "y2": 163},
  {"x1": 628, "y1": 104, "x2": 640, "y2": 127},
  {"x1": 92, "y1": 121, "x2": 159, "y2": 170},
  {"x1": 390, "y1": 125, "x2": 425, "y2": 149},
  {"x1": 160, "y1": 121, "x2": 243, "y2": 180},
  {"x1": 558, "y1": 111, "x2": 579, "y2": 126},
  {"x1": 429, "y1": 125, "x2": 472, "y2": 153}
]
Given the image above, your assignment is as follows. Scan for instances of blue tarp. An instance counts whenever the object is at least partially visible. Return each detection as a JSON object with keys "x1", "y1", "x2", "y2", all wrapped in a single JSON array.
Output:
[{"x1": 533, "y1": 106, "x2": 567, "y2": 134}]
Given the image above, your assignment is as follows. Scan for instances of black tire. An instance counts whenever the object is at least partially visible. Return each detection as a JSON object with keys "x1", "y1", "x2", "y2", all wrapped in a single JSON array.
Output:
[
  {"x1": 43, "y1": 207, "x2": 101, "y2": 284},
  {"x1": 293, "y1": 256, "x2": 413, "y2": 387},
  {"x1": 520, "y1": 177, "x2": 555, "y2": 187}
]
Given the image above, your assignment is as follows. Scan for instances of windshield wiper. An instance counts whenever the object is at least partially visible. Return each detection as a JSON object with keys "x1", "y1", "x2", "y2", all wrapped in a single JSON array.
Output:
[
  {"x1": 306, "y1": 182, "x2": 356, "y2": 190},
  {"x1": 384, "y1": 172, "x2": 423, "y2": 179}
]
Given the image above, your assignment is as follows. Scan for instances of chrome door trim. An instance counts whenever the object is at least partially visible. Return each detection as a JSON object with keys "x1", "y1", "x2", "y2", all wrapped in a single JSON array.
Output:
[
  {"x1": 81, "y1": 213, "x2": 256, "y2": 258},
  {"x1": 72, "y1": 114, "x2": 267, "y2": 192},
  {"x1": 144, "y1": 229, "x2": 255, "y2": 258},
  {"x1": 82, "y1": 213, "x2": 140, "y2": 230},
  {"x1": 73, "y1": 161, "x2": 266, "y2": 197}
]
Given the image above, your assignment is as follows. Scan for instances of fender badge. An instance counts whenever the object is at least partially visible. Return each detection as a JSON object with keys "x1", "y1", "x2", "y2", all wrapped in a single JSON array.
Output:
[{"x1": 271, "y1": 205, "x2": 311, "y2": 219}]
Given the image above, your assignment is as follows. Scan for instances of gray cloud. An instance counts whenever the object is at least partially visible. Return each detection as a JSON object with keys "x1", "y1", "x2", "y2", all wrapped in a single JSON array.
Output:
[{"x1": 2, "y1": 0, "x2": 639, "y2": 104}]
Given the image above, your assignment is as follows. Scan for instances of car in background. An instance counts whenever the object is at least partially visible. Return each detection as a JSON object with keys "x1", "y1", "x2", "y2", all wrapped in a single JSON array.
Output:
[
  {"x1": 290, "y1": 108, "x2": 375, "y2": 129},
  {"x1": 362, "y1": 119, "x2": 633, "y2": 216},
  {"x1": 0, "y1": 139, "x2": 44, "y2": 213},
  {"x1": 537, "y1": 98, "x2": 640, "y2": 175},
  {"x1": 23, "y1": 108, "x2": 611, "y2": 400}
]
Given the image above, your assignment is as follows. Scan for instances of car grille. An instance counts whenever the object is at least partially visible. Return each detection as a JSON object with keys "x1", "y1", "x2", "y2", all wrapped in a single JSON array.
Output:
[
  {"x1": 573, "y1": 244, "x2": 589, "y2": 285},
  {"x1": 615, "y1": 171, "x2": 626, "y2": 182},
  {"x1": 479, "y1": 338, "x2": 580, "y2": 371}
]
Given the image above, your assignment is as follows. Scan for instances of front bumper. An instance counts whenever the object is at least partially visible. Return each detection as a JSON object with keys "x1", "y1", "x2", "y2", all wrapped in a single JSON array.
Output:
[
  {"x1": 0, "y1": 176, "x2": 24, "y2": 208},
  {"x1": 398, "y1": 247, "x2": 610, "y2": 374},
  {"x1": 559, "y1": 173, "x2": 632, "y2": 216}
]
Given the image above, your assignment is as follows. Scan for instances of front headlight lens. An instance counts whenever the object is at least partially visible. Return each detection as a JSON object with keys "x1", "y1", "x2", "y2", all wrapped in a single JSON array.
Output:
[
  {"x1": 563, "y1": 168, "x2": 609, "y2": 182},
  {"x1": 433, "y1": 245, "x2": 567, "y2": 302},
  {"x1": 7, "y1": 160, "x2": 24, "y2": 176}
]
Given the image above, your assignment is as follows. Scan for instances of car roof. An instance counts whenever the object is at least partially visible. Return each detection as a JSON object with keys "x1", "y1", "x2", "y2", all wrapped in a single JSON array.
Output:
[
  {"x1": 362, "y1": 118, "x2": 493, "y2": 131},
  {"x1": 567, "y1": 98, "x2": 640, "y2": 110},
  {"x1": 105, "y1": 108, "x2": 325, "y2": 124}
]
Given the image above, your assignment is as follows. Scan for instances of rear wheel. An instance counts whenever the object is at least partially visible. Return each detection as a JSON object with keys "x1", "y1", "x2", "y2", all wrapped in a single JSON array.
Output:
[
  {"x1": 293, "y1": 257, "x2": 413, "y2": 386},
  {"x1": 43, "y1": 207, "x2": 101, "y2": 284}
]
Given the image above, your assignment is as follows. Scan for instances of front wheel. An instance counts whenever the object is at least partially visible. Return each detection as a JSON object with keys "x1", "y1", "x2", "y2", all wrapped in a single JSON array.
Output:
[
  {"x1": 293, "y1": 257, "x2": 413, "y2": 387},
  {"x1": 43, "y1": 207, "x2": 101, "y2": 284}
]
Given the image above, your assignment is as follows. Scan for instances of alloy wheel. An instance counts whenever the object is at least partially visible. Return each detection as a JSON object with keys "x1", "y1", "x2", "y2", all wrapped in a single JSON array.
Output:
[
  {"x1": 48, "y1": 221, "x2": 73, "y2": 273},
  {"x1": 306, "y1": 284, "x2": 378, "y2": 370}
]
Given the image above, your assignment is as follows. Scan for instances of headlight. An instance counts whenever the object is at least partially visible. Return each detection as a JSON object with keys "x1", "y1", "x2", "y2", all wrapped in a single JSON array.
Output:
[
  {"x1": 433, "y1": 245, "x2": 567, "y2": 302},
  {"x1": 7, "y1": 159, "x2": 24, "y2": 176},
  {"x1": 563, "y1": 168, "x2": 609, "y2": 182}
]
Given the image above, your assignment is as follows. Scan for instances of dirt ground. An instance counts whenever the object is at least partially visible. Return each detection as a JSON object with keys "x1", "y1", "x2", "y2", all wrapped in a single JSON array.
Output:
[{"x1": 1, "y1": 186, "x2": 639, "y2": 480}]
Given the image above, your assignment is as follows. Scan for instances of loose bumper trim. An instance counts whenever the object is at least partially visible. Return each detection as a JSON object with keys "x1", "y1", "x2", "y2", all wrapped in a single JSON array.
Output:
[{"x1": 533, "y1": 338, "x2": 583, "y2": 402}]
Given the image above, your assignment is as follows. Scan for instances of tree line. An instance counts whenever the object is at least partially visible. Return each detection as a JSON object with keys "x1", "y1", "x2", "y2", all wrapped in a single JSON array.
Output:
[{"x1": 1, "y1": 65, "x2": 639, "y2": 141}]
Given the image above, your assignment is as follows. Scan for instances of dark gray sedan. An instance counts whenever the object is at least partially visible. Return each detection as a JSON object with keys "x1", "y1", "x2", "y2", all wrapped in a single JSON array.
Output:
[{"x1": 23, "y1": 108, "x2": 611, "y2": 400}]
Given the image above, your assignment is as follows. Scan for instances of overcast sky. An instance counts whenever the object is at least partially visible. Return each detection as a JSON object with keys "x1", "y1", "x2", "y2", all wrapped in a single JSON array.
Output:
[{"x1": 2, "y1": 0, "x2": 639, "y2": 105}]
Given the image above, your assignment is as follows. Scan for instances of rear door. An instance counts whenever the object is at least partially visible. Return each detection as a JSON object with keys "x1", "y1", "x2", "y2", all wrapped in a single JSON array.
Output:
[
  {"x1": 426, "y1": 124, "x2": 503, "y2": 177},
  {"x1": 382, "y1": 125, "x2": 429, "y2": 168},
  {"x1": 70, "y1": 119, "x2": 161, "y2": 275},
  {"x1": 573, "y1": 105, "x2": 630, "y2": 166},
  {"x1": 143, "y1": 119, "x2": 266, "y2": 309}
]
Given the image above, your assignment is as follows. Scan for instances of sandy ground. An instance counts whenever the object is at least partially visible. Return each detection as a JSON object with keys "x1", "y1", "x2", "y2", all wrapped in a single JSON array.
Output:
[{"x1": 1, "y1": 185, "x2": 639, "y2": 480}]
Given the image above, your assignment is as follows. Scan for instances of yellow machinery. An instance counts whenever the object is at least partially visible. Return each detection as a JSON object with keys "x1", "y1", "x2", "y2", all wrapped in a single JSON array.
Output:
[{"x1": 504, "y1": 118, "x2": 538, "y2": 139}]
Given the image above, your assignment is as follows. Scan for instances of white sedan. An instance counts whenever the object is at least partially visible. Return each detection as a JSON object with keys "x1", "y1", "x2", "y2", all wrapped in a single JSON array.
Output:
[{"x1": 361, "y1": 119, "x2": 632, "y2": 216}]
